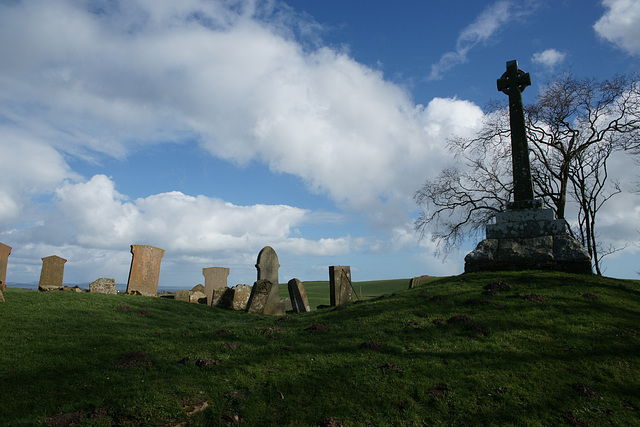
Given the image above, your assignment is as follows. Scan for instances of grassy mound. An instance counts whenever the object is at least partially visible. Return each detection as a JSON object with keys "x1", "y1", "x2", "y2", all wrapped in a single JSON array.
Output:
[{"x1": 1, "y1": 271, "x2": 639, "y2": 426}]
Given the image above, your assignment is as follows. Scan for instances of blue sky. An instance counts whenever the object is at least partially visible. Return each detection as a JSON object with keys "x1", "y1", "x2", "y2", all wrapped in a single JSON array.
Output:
[{"x1": 1, "y1": 0, "x2": 639, "y2": 288}]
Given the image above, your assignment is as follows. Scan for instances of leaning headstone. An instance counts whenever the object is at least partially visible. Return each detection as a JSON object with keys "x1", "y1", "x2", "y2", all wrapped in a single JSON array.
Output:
[
  {"x1": 288, "y1": 278, "x2": 311, "y2": 313},
  {"x1": 126, "y1": 245, "x2": 165, "y2": 296},
  {"x1": 202, "y1": 267, "x2": 230, "y2": 306},
  {"x1": 246, "y1": 279, "x2": 285, "y2": 315},
  {"x1": 464, "y1": 60, "x2": 591, "y2": 274},
  {"x1": 38, "y1": 255, "x2": 67, "y2": 291},
  {"x1": 0, "y1": 242, "x2": 11, "y2": 292},
  {"x1": 90, "y1": 278, "x2": 117, "y2": 295},
  {"x1": 329, "y1": 266, "x2": 352, "y2": 306}
]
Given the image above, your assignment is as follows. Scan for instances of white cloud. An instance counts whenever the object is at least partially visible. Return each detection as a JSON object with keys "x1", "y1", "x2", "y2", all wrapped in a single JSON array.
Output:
[
  {"x1": 531, "y1": 49, "x2": 566, "y2": 68},
  {"x1": 594, "y1": 0, "x2": 640, "y2": 56},
  {"x1": 428, "y1": 1, "x2": 514, "y2": 80}
]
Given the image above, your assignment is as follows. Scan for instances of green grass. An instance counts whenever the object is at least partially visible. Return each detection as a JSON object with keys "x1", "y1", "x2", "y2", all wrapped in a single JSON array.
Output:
[{"x1": 1, "y1": 271, "x2": 639, "y2": 426}]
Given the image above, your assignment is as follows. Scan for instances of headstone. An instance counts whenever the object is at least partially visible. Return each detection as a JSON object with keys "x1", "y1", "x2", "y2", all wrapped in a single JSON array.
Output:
[
  {"x1": 230, "y1": 284, "x2": 252, "y2": 311},
  {"x1": 126, "y1": 245, "x2": 165, "y2": 296},
  {"x1": 281, "y1": 298, "x2": 293, "y2": 312},
  {"x1": 288, "y1": 278, "x2": 311, "y2": 313},
  {"x1": 0, "y1": 289, "x2": 5, "y2": 303},
  {"x1": 190, "y1": 291, "x2": 207, "y2": 303},
  {"x1": 464, "y1": 60, "x2": 591, "y2": 274},
  {"x1": 175, "y1": 289, "x2": 191, "y2": 302},
  {"x1": 247, "y1": 246, "x2": 284, "y2": 315},
  {"x1": 38, "y1": 255, "x2": 67, "y2": 291},
  {"x1": 202, "y1": 267, "x2": 230, "y2": 306},
  {"x1": 90, "y1": 278, "x2": 117, "y2": 295},
  {"x1": 246, "y1": 279, "x2": 285, "y2": 315},
  {"x1": 0, "y1": 242, "x2": 11, "y2": 292},
  {"x1": 329, "y1": 266, "x2": 352, "y2": 306}
]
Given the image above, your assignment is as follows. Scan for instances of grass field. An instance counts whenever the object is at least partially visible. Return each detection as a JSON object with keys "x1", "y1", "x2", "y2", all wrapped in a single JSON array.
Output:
[{"x1": 1, "y1": 271, "x2": 639, "y2": 426}]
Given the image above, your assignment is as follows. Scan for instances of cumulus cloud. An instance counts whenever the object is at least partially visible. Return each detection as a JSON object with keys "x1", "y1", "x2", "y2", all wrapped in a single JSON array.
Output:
[
  {"x1": 0, "y1": 0, "x2": 488, "y2": 284},
  {"x1": 594, "y1": 0, "x2": 640, "y2": 56},
  {"x1": 531, "y1": 49, "x2": 566, "y2": 69}
]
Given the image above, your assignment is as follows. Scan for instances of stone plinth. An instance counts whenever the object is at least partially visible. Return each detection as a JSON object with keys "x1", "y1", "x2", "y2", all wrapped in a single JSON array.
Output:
[
  {"x1": 90, "y1": 278, "x2": 117, "y2": 295},
  {"x1": 126, "y1": 245, "x2": 165, "y2": 296},
  {"x1": 329, "y1": 266, "x2": 352, "y2": 306},
  {"x1": 288, "y1": 278, "x2": 311, "y2": 313},
  {"x1": 246, "y1": 279, "x2": 285, "y2": 316},
  {"x1": 203, "y1": 267, "x2": 230, "y2": 306},
  {"x1": 0, "y1": 242, "x2": 11, "y2": 292},
  {"x1": 38, "y1": 255, "x2": 67, "y2": 291},
  {"x1": 466, "y1": 206, "x2": 591, "y2": 274}
]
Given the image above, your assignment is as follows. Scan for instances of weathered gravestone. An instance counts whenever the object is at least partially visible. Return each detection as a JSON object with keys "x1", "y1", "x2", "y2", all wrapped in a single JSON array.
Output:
[
  {"x1": 90, "y1": 278, "x2": 117, "y2": 295},
  {"x1": 38, "y1": 255, "x2": 67, "y2": 291},
  {"x1": 175, "y1": 289, "x2": 191, "y2": 302},
  {"x1": 246, "y1": 246, "x2": 285, "y2": 315},
  {"x1": 464, "y1": 60, "x2": 591, "y2": 274},
  {"x1": 288, "y1": 278, "x2": 311, "y2": 313},
  {"x1": 246, "y1": 279, "x2": 284, "y2": 315},
  {"x1": 202, "y1": 267, "x2": 230, "y2": 306},
  {"x1": 329, "y1": 266, "x2": 352, "y2": 306},
  {"x1": 0, "y1": 289, "x2": 4, "y2": 303},
  {"x1": 0, "y1": 242, "x2": 11, "y2": 292},
  {"x1": 230, "y1": 284, "x2": 252, "y2": 310},
  {"x1": 126, "y1": 245, "x2": 165, "y2": 296}
]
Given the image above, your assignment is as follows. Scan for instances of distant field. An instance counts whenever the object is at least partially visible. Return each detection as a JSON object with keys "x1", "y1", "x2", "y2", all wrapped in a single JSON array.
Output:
[{"x1": 278, "y1": 277, "x2": 440, "y2": 309}]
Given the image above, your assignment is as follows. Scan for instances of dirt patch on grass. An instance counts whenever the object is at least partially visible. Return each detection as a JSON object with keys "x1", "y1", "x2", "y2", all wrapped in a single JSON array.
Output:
[
  {"x1": 260, "y1": 327, "x2": 285, "y2": 336},
  {"x1": 578, "y1": 292, "x2": 600, "y2": 300},
  {"x1": 214, "y1": 329, "x2": 233, "y2": 335},
  {"x1": 135, "y1": 310, "x2": 151, "y2": 317},
  {"x1": 305, "y1": 323, "x2": 330, "y2": 333},
  {"x1": 428, "y1": 384, "x2": 451, "y2": 399},
  {"x1": 375, "y1": 362, "x2": 402, "y2": 375},
  {"x1": 447, "y1": 314, "x2": 474, "y2": 324},
  {"x1": 47, "y1": 407, "x2": 108, "y2": 427},
  {"x1": 225, "y1": 342, "x2": 241, "y2": 350},
  {"x1": 483, "y1": 281, "x2": 513, "y2": 295},
  {"x1": 276, "y1": 316, "x2": 294, "y2": 323},
  {"x1": 572, "y1": 382, "x2": 603, "y2": 400},
  {"x1": 115, "y1": 305, "x2": 130, "y2": 311},
  {"x1": 358, "y1": 341, "x2": 383, "y2": 351},
  {"x1": 195, "y1": 357, "x2": 220, "y2": 368},
  {"x1": 432, "y1": 318, "x2": 445, "y2": 325},
  {"x1": 115, "y1": 351, "x2": 151, "y2": 369},
  {"x1": 562, "y1": 411, "x2": 588, "y2": 427}
]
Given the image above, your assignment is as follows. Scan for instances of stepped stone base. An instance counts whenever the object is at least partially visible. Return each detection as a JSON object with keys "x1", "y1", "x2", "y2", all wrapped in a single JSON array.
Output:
[{"x1": 465, "y1": 204, "x2": 592, "y2": 274}]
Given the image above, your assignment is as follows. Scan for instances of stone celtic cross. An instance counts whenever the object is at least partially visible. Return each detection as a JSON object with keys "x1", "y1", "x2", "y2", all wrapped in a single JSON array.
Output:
[{"x1": 497, "y1": 60, "x2": 535, "y2": 207}]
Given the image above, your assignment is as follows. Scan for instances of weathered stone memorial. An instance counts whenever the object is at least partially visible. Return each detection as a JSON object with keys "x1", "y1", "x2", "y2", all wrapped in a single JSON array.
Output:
[
  {"x1": 329, "y1": 265, "x2": 352, "y2": 306},
  {"x1": 38, "y1": 255, "x2": 67, "y2": 291},
  {"x1": 288, "y1": 278, "x2": 311, "y2": 313},
  {"x1": 0, "y1": 242, "x2": 11, "y2": 292},
  {"x1": 126, "y1": 245, "x2": 165, "y2": 296},
  {"x1": 246, "y1": 246, "x2": 285, "y2": 315},
  {"x1": 229, "y1": 284, "x2": 252, "y2": 310},
  {"x1": 202, "y1": 267, "x2": 230, "y2": 306},
  {"x1": 465, "y1": 60, "x2": 592, "y2": 274},
  {"x1": 90, "y1": 278, "x2": 117, "y2": 295}
]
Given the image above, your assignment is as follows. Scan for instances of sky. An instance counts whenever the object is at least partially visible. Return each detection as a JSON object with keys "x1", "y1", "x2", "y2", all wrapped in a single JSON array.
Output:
[{"x1": 1, "y1": 0, "x2": 639, "y2": 289}]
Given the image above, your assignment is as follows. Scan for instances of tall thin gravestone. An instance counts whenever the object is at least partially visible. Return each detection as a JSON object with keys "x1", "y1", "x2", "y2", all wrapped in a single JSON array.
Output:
[
  {"x1": 126, "y1": 245, "x2": 165, "y2": 296},
  {"x1": 464, "y1": 60, "x2": 591, "y2": 274},
  {"x1": 203, "y1": 267, "x2": 230, "y2": 306},
  {"x1": 0, "y1": 242, "x2": 11, "y2": 292},
  {"x1": 246, "y1": 246, "x2": 285, "y2": 315},
  {"x1": 38, "y1": 255, "x2": 67, "y2": 291},
  {"x1": 329, "y1": 265, "x2": 352, "y2": 306}
]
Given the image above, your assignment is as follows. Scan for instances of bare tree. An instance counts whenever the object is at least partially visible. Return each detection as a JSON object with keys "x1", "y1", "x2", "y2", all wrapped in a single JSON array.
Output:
[{"x1": 415, "y1": 73, "x2": 640, "y2": 273}]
